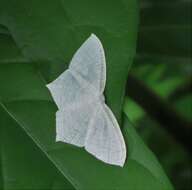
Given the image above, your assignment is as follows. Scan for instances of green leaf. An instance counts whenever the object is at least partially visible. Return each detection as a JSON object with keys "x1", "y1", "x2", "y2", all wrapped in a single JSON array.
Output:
[
  {"x1": 0, "y1": 106, "x2": 74, "y2": 190},
  {"x1": 0, "y1": 40, "x2": 173, "y2": 190},
  {"x1": 123, "y1": 98, "x2": 145, "y2": 122},
  {"x1": 0, "y1": 33, "x2": 26, "y2": 64},
  {"x1": 0, "y1": 0, "x2": 173, "y2": 189}
]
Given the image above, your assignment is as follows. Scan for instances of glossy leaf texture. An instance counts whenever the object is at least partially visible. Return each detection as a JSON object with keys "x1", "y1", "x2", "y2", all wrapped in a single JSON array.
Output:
[{"x1": 0, "y1": 0, "x2": 173, "y2": 189}]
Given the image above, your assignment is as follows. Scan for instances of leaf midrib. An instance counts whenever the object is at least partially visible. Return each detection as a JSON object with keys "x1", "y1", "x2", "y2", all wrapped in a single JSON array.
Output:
[{"x1": 0, "y1": 101, "x2": 78, "y2": 190}]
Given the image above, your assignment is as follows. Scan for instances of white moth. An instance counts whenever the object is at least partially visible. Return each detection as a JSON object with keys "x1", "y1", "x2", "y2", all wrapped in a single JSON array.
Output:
[{"x1": 46, "y1": 34, "x2": 126, "y2": 167}]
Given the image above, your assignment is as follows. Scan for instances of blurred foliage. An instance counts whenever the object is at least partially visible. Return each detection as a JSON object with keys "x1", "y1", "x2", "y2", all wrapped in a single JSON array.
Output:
[{"x1": 124, "y1": 0, "x2": 192, "y2": 190}]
